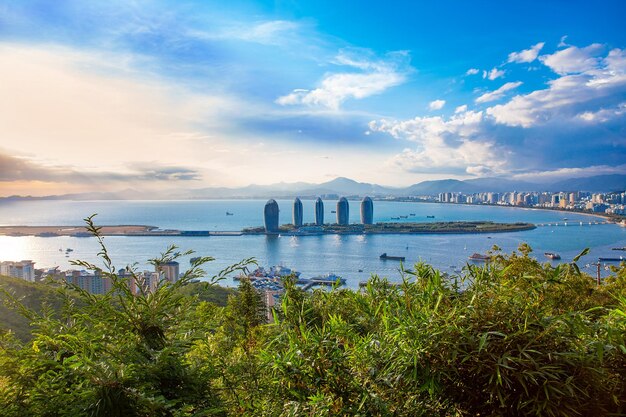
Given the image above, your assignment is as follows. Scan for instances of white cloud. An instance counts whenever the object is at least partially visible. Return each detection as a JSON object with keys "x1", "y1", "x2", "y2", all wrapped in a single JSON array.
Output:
[
  {"x1": 475, "y1": 81, "x2": 523, "y2": 104},
  {"x1": 558, "y1": 35, "x2": 569, "y2": 48},
  {"x1": 507, "y1": 42, "x2": 545, "y2": 63},
  {"x1": 276, "y1": 49, "x2": 410, "y2": 110},
  {"x1": 488, "y1": 47, "x2": 626, "y2": 127},
  {"x1": 466, "y1": 68, "x2": 479, "y2": 75},
  {"x1": 483, "y1": 67, "x2": 505, "y2": 80},
  {"x1": 369, "y1": 111, "x2": 507, "y2": 175},
  {"x1": 577, "y1": 102, "x2": 626, "y2": 123},
  {"x1": 455, "y1": 104, "x2": 468, "y2": 113},
  {"x1": 539, "y1": 44, "x2": 604, "y2": 75},
  {"x1": 429, "y1": 99, "x2": 446, "y2": 110}
]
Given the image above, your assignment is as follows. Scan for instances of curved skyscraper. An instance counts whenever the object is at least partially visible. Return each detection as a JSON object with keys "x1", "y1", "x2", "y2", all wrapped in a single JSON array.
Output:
[
  {"x1": 315, "y1": 197, "x2": 324, "y2": 226},
  {"x1": 292, "y1": 197, "x2": 303, "y2": 227},
  {"x1": 337, "y1": 197, "x2": 349, "y2": 225},
  {"x1": 264, "y1": 199, "x2": 279, "y2": 233},
  {"x1": 361, "y1": 196, "x2": 374, "y2": 224}
]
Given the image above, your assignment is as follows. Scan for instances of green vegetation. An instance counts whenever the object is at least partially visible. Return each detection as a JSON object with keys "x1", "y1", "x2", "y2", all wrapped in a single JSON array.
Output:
[
  {"x1": 0, "y1": 217, "x2": 624, "y2": 416},
  {"x1": 0, "y1": 275, "x2": 66, "y2": 342},
  {"x1": 244, "y1": 220, "x2": 536, "y2": 234}
]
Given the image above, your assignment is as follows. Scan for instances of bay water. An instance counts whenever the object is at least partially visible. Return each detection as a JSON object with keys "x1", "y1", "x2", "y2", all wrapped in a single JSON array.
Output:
[{"x1": 1, "y1": 199, "x2": 625, "y2": 288}]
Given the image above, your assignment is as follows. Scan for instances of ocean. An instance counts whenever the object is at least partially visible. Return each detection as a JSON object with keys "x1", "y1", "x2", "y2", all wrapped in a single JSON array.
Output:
[{"x1": 0, "y1": 199, "x2": 624, "y2": 288}]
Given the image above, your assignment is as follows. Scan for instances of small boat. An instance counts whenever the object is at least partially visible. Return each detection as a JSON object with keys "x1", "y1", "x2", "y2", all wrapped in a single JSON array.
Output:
[
  {"x1": 65, "y1": 248, "x2": 74, "y2": 252},
  {"x1": 399, "y1": 215, "x2": 408, "y2": 219},
  {"x1": 358, "y1": 269, "x2": 363, "y2": 272},
  {"x1": 226, "y1": 212, "x2": 234, "y2": 216},
  {"x1": 469, "y1": 253, "x2": 490, "y2": 261},
  {"x1": 612, "y1": 247, "x2": 626, "y2": 251},
  {"x1": 331, "y1": 210, "x2": 336, "y2": 213},
  {"x1": 380, "y1": 253, "x2": 406, "y2": 261},
  {"x1": 426, "y1": 215, "x2": 435, "y2": 218},
  {"x1": 544, "y1": 252, "x2": 561, "y2": 260},
  {"x1": 391, "y1": 217, "x2": 400, "y2": 220},
  {"x1": 409, "y1": 213, "x2": 416, "y2": 216},
  {"x1": 563, "y1": 218, "x2": 568, "y2": 221}
]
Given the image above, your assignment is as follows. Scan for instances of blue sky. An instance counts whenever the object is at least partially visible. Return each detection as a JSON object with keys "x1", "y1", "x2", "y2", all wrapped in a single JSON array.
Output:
[{"x1": 0, "y1": 0, "x2": 625, "y2": 194}]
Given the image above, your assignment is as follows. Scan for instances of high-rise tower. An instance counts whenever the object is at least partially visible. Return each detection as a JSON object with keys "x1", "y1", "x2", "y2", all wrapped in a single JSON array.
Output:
[
  {"x1": 315, "y1": 197, "x2": 324, "y2": 225},
  {"x1": 337, "y1": 197, "x2": 349, "y2": 225},
  {"x1": 360, "y1": 196, "x2": 373, "y2": 224},
  {"x1": 293, "y1": 197, "x2": 303, "y2": 227},
  {"x1": 264, "y1": 199, "x2": 279, "y2": 233}
]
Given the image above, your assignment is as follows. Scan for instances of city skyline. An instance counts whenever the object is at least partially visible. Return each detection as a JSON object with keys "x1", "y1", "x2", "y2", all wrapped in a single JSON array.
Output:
[{"x1": 1, "y1": 1, "x2": 625, "y2": 196}]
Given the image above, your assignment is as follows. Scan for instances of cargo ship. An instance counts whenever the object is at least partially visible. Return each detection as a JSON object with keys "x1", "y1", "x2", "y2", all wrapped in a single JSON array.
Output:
[{"x1": 380, "y1": 253, "x2": 406, "y2": 261}]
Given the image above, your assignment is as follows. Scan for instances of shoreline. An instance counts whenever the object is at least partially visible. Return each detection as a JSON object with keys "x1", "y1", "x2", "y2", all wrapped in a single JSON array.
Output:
[{"x1": 391, "y1": 199, "x2": 618, "y2": 222}]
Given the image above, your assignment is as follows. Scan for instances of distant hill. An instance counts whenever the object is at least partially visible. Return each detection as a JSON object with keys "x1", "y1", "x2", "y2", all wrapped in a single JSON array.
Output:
[
  {"x1": 0, "y1": 275, "x2": 66, "y2": 342},
  {"x1": 0, "y1": 275, "x2": 234, "y2": 341},
  {"x1": 549, "y1": 174, "x2": 626, "y2": 192},
  {"x1": 3, "y1": 174, "x2": 625, "y2": 201}
]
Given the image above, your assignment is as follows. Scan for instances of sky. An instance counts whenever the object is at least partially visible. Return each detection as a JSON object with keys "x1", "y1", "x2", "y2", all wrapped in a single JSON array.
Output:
[{"x1": 0, "y1": 0, "x2": 625, "y2": 196}]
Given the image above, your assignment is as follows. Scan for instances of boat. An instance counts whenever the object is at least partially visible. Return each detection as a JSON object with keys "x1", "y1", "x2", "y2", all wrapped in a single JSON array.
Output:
[
  {"x1": 409, "y1": 213, "x2": 416, "y2": 216},
  {"x1": 612, "y1": 247, "x2": 626, "y2": 251},
  {"x1": 399, "y1": 215, "x2": 408, "y2": 219},
  {"x1": 426, "y1": 215, "x2": 435, "y2": 218},
  {"x1": 468, "y1": 253, "x2": 490, "y2": 261},
  {"x1": 544, "y1": 252, "x2": 561, "y2": 260},
  {"x1": 331, "y1": 210, "x2": 336, "y2": 213},
  {"x1": 391, "y1": 217, "x2": 400, "y2": 220},
  {"x1": 598, "y1": 257, "x2": 624, "y2": 262},
  {"x1": 226, "y1": 212, "x2": 234, "y2": 216},
  {"x1": 310, "y1": 273, "x2": 346, "y2": 285},
  {"x1": 380, "y1": 253, "x2": 406, "y2": 261},
  {"x1": 65, "y1": 248, "x2": 74, "y2": 252}
]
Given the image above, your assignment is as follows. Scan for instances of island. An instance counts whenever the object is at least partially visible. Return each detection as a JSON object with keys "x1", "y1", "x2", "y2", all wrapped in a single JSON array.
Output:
[
  {"x1": 242, "y1": 221, "x2": 536, "y2": 235},
  {"x1": 0, "y1": 221, "x2": 535, "y2": 238}
]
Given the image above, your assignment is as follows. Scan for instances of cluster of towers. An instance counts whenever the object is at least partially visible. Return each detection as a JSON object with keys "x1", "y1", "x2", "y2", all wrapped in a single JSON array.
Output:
[{"x1": 264, "y1": 197, "x2": 374, "y2": 233}]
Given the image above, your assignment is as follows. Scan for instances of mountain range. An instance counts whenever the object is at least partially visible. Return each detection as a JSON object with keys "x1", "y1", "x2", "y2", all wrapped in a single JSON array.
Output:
[{"x1": 3, "y1": 174, "x2": 625, "y2": 201}]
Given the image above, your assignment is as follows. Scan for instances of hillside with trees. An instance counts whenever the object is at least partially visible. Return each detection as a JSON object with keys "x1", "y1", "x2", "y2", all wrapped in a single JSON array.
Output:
[{"x1": 0, "y1": 223, "x2": 624, "y2": 416}]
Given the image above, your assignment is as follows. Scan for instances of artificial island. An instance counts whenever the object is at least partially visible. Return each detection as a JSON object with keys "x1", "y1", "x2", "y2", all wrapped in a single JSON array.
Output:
[{"x1": 0, "y1": 197, "x2": 535, "y2": 237}]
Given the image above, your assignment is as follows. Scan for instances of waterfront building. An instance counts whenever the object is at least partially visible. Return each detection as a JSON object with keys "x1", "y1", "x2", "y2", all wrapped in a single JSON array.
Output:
[
  {"x1": 0, "y1": 260, "x2": 35, "y2": 282},
  {"x1": 293, "y1": 197, "x2": 303, "y2": 227},
  {"x1": 66, "y1": 269, "x2": 112, "y2": 295},
  {"x1": 361, "y1": 196, "x2": 374, "y2": 224},
  {"x1": 157, "y1": 261, "x2": 180, "y2": 283},
  {"x1": 337, "y1": 197, "x2": 349, "y2": 225},
  {"x1": 264, "y1": 199, "x2": 280, "y2": 233},
  {"x1": 315, "y1": 197, "x2": 324, "y2": 225}
]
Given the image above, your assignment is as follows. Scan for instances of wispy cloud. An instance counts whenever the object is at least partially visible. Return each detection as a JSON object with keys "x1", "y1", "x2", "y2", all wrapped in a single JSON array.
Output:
[
  {"x1": 475, "y1": 81, "x2": 523, "y2": 103},
  {"x1": 507, "y1": 42, "x2": 545, "y2": 63},
  {"x1": 465, "y1": 68, "x2": 479, "y2": 75},
  {"x1": 276, "y1": 49, "x2": 412, "y2": 110},
  {"x1": 0, "y1": 153, "x2": 202, "y2": 183}
]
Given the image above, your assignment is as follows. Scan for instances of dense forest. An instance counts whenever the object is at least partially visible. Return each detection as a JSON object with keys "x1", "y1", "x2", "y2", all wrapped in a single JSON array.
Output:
[{"x1": 0, "y1": 221, "x2": 624, "y2": 416}]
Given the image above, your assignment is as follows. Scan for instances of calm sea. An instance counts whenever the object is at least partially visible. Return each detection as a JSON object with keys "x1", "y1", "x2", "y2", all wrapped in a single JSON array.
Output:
[{"x1": 1, "y1": 199, "x2": 624, "y2": 288}]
